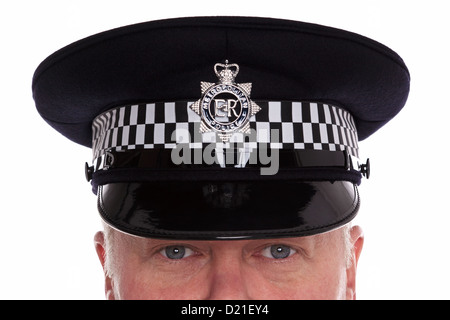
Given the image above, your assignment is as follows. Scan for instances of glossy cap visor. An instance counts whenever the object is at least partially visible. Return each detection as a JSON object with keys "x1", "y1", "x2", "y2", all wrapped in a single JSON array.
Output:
[{"x1": 98, "y1": 180, "x2": 359, "y2": 240}]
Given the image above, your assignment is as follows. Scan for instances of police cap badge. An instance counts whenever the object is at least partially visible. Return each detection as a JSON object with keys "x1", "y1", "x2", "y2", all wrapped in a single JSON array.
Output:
[{"x1": 190, "y1": 60, "x2": 261, "y2": 142}]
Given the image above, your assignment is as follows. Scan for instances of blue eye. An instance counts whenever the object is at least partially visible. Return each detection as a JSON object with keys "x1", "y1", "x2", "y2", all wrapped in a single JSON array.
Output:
[
  {"x1": 261, "y1": 245, "x2": 296, "y2": 259},
  {"x1": 160, "y1": 246, "x2": 194, "y2": 260}
]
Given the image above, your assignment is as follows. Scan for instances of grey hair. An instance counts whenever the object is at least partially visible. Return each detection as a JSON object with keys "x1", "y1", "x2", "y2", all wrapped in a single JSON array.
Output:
[{"x1": 342, "y1": 223, "x2": 354, "y2": 268}]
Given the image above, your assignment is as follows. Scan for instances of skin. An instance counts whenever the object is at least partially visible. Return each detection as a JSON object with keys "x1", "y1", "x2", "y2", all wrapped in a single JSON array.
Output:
[{"x1": 94, "y1": 225, "x2": 363, "y2": 300}]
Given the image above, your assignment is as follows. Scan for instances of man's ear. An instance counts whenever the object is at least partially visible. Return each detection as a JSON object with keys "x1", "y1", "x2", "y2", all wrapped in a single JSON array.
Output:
[
  {"x1": 94, "y1": 231, "x2": 106, "y2": 268},
  {"x1": 346, "y1": 225, "x2": 364, "y2": 300},
  {"x1": 94, "y1": 231, "x2": 115, "y2": 300}
]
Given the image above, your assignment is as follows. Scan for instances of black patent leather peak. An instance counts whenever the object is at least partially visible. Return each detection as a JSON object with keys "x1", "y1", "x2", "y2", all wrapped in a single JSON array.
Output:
[{"x1": 98, "y1": 181, "x2": 359, "y2": 240}]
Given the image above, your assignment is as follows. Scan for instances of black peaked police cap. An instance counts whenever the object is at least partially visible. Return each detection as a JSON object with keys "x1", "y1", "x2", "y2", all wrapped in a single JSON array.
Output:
[{"x1": 32, "y1": 16, "x2": 410, "y2": 240}]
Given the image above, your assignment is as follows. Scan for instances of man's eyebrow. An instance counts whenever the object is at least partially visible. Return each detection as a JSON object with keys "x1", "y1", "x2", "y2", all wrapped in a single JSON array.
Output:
[
  {"x1": 277, "y1": 236, "x2": 319, "y2": 249},
  {"x1": 278, "y1": 233, "x2": 334, "y2": 253},
  {"x1": 124, "y1": 232, "x2": 329, "y2": 255},
  {"x1": 131, "y1": 237, "x2": 202, "y2": 253}
]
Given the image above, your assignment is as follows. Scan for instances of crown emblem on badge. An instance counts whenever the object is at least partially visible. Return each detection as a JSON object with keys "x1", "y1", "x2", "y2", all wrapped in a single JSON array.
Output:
[{"x1": 190, "y1": 60, "x2": 261, "y2": 142}]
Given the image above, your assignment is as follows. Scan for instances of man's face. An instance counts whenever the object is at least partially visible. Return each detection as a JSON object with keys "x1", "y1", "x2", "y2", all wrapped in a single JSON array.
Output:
[{"x1": 94, "y1": 225, "x2": 363, "y2": 300}]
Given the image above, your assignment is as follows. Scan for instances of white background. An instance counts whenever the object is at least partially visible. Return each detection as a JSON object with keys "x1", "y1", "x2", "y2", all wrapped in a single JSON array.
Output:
[{"x1": 1, "y1": 0, "x2": 449, "y2": 300}]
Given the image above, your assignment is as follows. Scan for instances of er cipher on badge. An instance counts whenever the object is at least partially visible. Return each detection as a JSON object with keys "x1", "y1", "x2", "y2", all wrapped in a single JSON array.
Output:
[{"x1": 190, "y1": 61, "x2": 261, "y2": 142}]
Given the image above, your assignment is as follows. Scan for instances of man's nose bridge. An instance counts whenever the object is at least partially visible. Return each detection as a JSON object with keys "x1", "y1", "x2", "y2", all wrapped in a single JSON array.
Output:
[{"x1": 206, "y1": 250, "x2": 249, "y2": 299}]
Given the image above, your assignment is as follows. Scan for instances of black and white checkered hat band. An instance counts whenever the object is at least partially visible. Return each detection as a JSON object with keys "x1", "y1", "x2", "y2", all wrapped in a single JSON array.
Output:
[{"x1": 92, "y1": 101, "x2": 359, "y2": 160}]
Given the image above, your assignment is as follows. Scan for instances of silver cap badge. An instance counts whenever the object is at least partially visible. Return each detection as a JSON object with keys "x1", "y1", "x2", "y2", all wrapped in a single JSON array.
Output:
[{"x1": 190, "y1": 61, "x2": 261, "y2": 142}]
